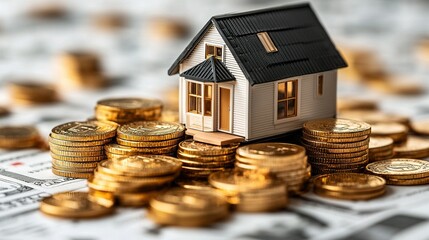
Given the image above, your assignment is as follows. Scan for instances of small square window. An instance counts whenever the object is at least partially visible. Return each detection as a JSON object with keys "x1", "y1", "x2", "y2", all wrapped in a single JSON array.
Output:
[{"x1": 205, "y1": 44, "x2": 223, "y2": 60}]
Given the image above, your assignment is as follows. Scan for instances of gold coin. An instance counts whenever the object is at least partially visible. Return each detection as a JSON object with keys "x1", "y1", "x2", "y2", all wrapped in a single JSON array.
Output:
[
  {"x1": 117, "y1": 121, "x2": 185, "y2": 141},
  {"x1": 178, "y1": 139, "x2": 239, "y2": 156},
  {"x1": 302, "y1": 132, "x2": 369, "y2": 143},
  {"x1": 181, "y1": 166, "x2": 231, "y2": 176},
  {"x1": 337, "y1": 98, "x2": 378, "y2": 112},
  {"x1": 303, "y1": 118, "x2": 371, "y2": 138},
  {"x1": 102, "y1": 155, "x2": 182, "y2": 177},
  {"x1": 40, "y1": 192, "x2": 114, "y2": 218},
  {"x1": 313, "y1": 173, "x2": 385, "y2": 193},
  {"x1": 116, "y1": 190, "x2": 160, "y2": 207},
  {"x1": 303, "y1": 142, "x2": 368, "y2": 153},
  {"x1": 178, "y1": 157, "x2": 235, "y2": 168},
  {"x1": 105, "y1": 143, "x2": 178, "y2": 154},
  {"x1": 89, "y1": 174, "x2": 168, "y2": 193},
  {"x1": 0, "y1": 126, "x2": 40, "y2": 149},
  {"x1": 48, "y1": 134, "x2": 112, "y2": 146},
  {"x1": 370, "y1": 123, "x2": 408, "y2": 142},
  {"x1": 95, "y1": 108, "x2": 162, "y2": 123},
  {"x1": 52, "y1": 159, "x2": 99, "y2": 168},
  {"x1": 177, "y1": 150, "x2": 235, "y2": 162},
  {"x1": 175, "y1": 179, "x2": 213, "y2": 191},
  {"x1": 366, "y1": 158, "x2": 429, "y2": 179},
  {"x1": 411, "y1": 119, "x2": 429, "y2": 135},
  {"x1": 208, "y1": 169, "x2": 275, "y2": 192},
  {"x1": 235, "y1": 157, "x2": 306, "y2": 172},
  {"x1": 307, "y1": 154, "x2": 368, "y2": 164},
  {"x1": 338, "y1": 110, "x2": 410, "y2": 126},
  {"x1": 302, "y1": 137, "x2": 369, "y2": 149},
  {"x1": 51, "y1": 121, "x2": 117, "y2": 141},
  {"x1": 51, "y1": 153, "x2": 106, "y2": 162},
  {"x1": 50, "y1": 148, "x2": 104, "y2": 157},
  {"x1": 384, "y1": 176, "x2": 429, "y2": 185},
  {"x1": 96, "y1": 97, "x2": 163, "y2": 112},
  {"x1": 52, "y1": 168, "x2": 94, "y2": 178},
  {"x1": 115, "y1": 137, "x2": 183, "y2": 148},
  {"x1": 393, "y1": 136, "x2": 429, "y2": 159},
  {"x1": 312, "y1": 167, "x2": 364, "y2": 175},
  {"x1": 147, "y1": 208, "x2": 227, "y2": 227},
  {"x1": 314, "y1": 187, "x2": 385, "y2": 200},
  {"x1": 369, "y1": 136, "x2": 394, "y2": 150},
  {"x1": 87, "y1": 189, "x2": 115, "y2": 208},
  {"x1": 49, "y1": 142, "x2": 104, "y2": 151},
  {"x1": 236, "y1": 143, "x2": 305, "y2": 161},
  {"x1": 305, "y1": 150, "x2": 368, "y2": 159},
  {"x1": 309, "y1": 158, "x2": 368, "y2": 169}
]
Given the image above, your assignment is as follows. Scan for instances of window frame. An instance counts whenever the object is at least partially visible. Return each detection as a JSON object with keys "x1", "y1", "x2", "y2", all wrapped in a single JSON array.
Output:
[
  {"x1": 316, "y1": 74, "x2": 324, "y2": 97},
  {"x1": 187, "y1": 81, "x2": 202, "y2": 114},
  {"x1": 274, "y1": 78, "x2": 300, "y2": 124},
  {"x1": 204, "y1": 42, "x2": 224, "y2": 61},
  {"x1": 186, "y1": 80, "x2": 214, "y2": 117}
]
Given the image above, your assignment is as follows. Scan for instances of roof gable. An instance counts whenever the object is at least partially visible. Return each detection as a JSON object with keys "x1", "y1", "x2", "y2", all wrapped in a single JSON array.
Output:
[
  {"x1": 168, "y1": 3, "x2": 347, "y2": 85},
  {"x1": 180, "y1": 56, "x2": 235, "y2": 83}
]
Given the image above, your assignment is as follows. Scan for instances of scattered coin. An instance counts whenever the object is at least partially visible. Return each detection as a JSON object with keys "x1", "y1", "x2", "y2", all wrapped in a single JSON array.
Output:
[
  {"x1": 393, "y1": 136, "x2": 429, "y2": 159},
  {"x1": 369, "y1": 136, "x2": 394, "y2": 162},
  {"x1": 8, "y1": 81, "x2": 59, "y2": 106},
  {"x1": 370, "y1": 123, "x2": 408, "y2": 143},
  {"x1": 0, "y1": 126, "x2": 41, "y2": 149}
]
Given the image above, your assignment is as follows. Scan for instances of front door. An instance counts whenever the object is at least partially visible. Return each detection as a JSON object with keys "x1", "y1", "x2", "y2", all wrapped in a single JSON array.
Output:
[{"x1": 219, "y1": 87, "x2": 231, "y2": 132}]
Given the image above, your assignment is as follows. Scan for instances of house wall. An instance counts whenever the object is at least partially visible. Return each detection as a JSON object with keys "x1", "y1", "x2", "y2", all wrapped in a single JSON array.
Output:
[
  {"x1": 249, "y1": 70, "x2": 337, "y2": 140},
  {"x1": 180, "y1": 24, "x2": 249, "y2": 138}
]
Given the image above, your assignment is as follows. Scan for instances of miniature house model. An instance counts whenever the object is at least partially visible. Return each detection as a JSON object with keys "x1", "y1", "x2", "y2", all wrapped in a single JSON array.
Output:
[{"x1": 168, "y1": 3, "x2": 347, "y2": 143}]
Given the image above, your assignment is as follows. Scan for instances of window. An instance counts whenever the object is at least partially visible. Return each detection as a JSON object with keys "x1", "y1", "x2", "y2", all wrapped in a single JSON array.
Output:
[
  {"x1": 205, "y1": 44, "x2": 223, "y2": 60},
  {"x1": 317, "y1": 75, "x2": 324, "y2": 96},
  {"x1": 204, "y1": 85, "x2": 212, "y2": 116},
  {"x1": 188, "y1": 82, "x2": 202, "y2": 114},
  {"x1": 277, "y1": 80, "x2": 298, "y2": 119},
  {"x1": 257, "y1": 32, "x2": 278, "y2": 53}
]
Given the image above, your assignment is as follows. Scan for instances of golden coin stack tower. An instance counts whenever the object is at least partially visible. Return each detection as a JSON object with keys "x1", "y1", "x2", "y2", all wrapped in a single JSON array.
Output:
[
  {"x1": 49, "y1": 121, "x2": 117, "y2": 178},
  {"x1": 302, "y1": 118, "x2": 371, "y2": 175},
  {"x1": 8, "y1": 81, "x2": 59, "y2": 106},
  {"x1": 88, "y1": 155, "x2": 182, "y2": 207},
  {"x1": 177, "y1": 139, "x2": 239, "y2": 179},
  {"x1": 366, "y1": 158, "x2": 429, "y2": 185},
  {"x1": 235, "y1": 143, "x2": 310, "y2": 193},
  {"x1": 0, "y1": 126, "x2": 42, "y2": 149},
  {"x1": 313, "y1": 173, "x2": 386, "y2": 200},
  {"x1": 105, "y1": 121, "x2": 185, "y2": 159},
  {"x1": 148, "y1": 188, "x2": 229, "y2": 227},
  {"x1": 209, "y1": 170, "x2": 287, "y2": 212},
  {"x1": 95, "y1": 98, "x2": 163, "y2": 124},
  {"x1": 369, "y1": 137, "x2": 394, "y2": 162}
]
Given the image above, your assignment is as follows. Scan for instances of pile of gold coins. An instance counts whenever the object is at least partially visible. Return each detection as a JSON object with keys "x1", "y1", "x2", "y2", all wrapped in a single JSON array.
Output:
[
  {"x1": 313, "y1": 173, "x2": 386, "y2": 200},
  {"x1": 49, "y1": 121, "x2": 117, "y2": 178},
  {"x1": 40, "y1": 192, "x2": 114, "y2": 219},
  {"x1": 177, "y1": 140, "x2": 238, "y2": 179},
  {"x1": 147, "y1": 188, "x2": 229, "y2": 227},
  {"x1": 58, "y1": 51, "x2": 106, "y2": 89},
  {"x1": 104, "y1": 121, "x2": 185, "y2": 159},
  {"x1": 302, "y1": 118, "x2": 371, "y2": 174},
  {"x1": 366, "y1": 158, "x2": 429, "y2": 185},
  {"x1": 209, "y1": 170, "x2": 287, "y2": 212},
  {"x1": 9, "y1": 81, "x2": 59, "y2": 105},
  {"x1": 235, "y1": 143, "x2": 310, "y2": 193},
  {"x1": 393, "y1": 136, "x2": 429, "y2": 159},
  {"x1": 95, "y1": 98, "x2": 163, "y2": 124},
  {"x1": 0, "y1": 126, "x2": 42, "y2": 149},
  {"x1": 88, "y1": 155, "x2": 182, "y2": 207},
  {"x1": 369, "y1": 137, "x2": 394, "y2": 162}
]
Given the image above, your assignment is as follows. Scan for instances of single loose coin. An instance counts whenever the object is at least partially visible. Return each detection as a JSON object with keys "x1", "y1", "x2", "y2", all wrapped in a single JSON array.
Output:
[
  {"x1": 314, "y1": 188, "x2": 385, "y2": 200},
  {"x1": 96, "y1": 98, "x2": 162, "y2": 111},
  {"x1": 40, "y1": 192, "x2": 114, "y2": 218},
  {"x1": 313, "y1": 173, "x2": 385, "y2": 193},
  {"x1": 369, "y1": 137, "x2": 394, "y2": 151},
  {"x1": 371, "y1": 123, "x2": 408, "y2": 139},
  {"x1": 51, "y1": 121, "x2": 117, "y2": 141},
  {"x1": 48, "y1": 135, "x2": 112, "y2": 147},
  {"x1": 117, "y1": 121, "x2": 185, "y2": 141},
  {"x1": 179, "y1": 139, "x2": 239, "y2": 156},
  {"x1": 411, "y1": 119, "x2": 429, "y2": 135},
  {"x1": 237, "y1": 143, "x2": 305, "y2": 161},
  {"x1": 303, "y1": 118, "x2": 371, "y2": 138},
  {"x1": 393, "y1": 136, "x2": 429, "y2": 159},
  {"x1": 366, "y1": 159, "x2": 429, "y2": 179},
  {"x1": 0, "y1": 125, "x2": 39, "y2": 141}
]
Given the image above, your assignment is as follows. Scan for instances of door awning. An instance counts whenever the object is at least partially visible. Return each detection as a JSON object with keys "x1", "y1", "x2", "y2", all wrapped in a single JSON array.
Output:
[{"x1": 180, "y1": 56, "x2": 235, "y2": 83}]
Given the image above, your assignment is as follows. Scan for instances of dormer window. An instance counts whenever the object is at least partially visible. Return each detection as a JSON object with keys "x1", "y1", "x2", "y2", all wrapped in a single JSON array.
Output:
[
  {"x1": 205, "y1": 44, "x2": 223, "y2": 60},
  {"x1": 257, "y1": 32, "x2": 278, "y2": 53}
]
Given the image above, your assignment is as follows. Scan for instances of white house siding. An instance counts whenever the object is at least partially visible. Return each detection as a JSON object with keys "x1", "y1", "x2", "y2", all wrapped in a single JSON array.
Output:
[
  {"x1": 180, "y1": 24, "x2": 249, "y2": 138},
  {"x1": 249, "y1": 70, "x2": 337, "y2": 140}
]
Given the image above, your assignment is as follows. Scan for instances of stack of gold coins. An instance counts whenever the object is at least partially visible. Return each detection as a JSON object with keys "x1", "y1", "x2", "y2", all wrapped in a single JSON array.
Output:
[
  {"x1": 49, "y1": 121, "x2": 117, "y2": 178},
  {"x1": 209, "y1": 169, "x2": 287, "y2": 212},
  {"x1": 366, "y1": 159, "x2": 429, "y2": 185},
  {"x1": 105, "y1": 121, "x2": 185, "y2": 159},
  {"x1": 302, "y1": 118, "x2": 371, "y2": 175},
  {"x1": 177, "y1": 139, "x2": 239, "y2": 179},
  {"x1": 369, "y1": 137, "x2": 394, "y2": 162},
  {"x1": 88, "y1": 155, "x2": 181, "y2": 207},
  {"x1": 393, "y1": 136, "x2": 429, "y2": 159},
  {"x1": 148, "y1": 188, "x2": 228, "y2": 227},
  {"x1": 371, "y1": 123, "x2": 408, "y2": 144},
  {"x1": 39, "y1": 192, "x2": 114, "y2": 219},
  {"x1": 313, "y1": 173, "x2": 386, "y2": 200},
  {"x1": 58, "y1": 51, "x2": 106, "y2": 89},
  {"x1": 235, "y1": 143, "x2": 310, "y2": 193},
  {"x1": 8, "y1": 81, "x2": 59, "y2": 105},
  {"x1": 95, "y1": 98, "x2": 163, "y2": 124},
  {"x1": 148, "y1": 17, "x2": 189, "y2": 40},
  {"x1": 0, "y1": 126, "x2": 42, "y2": 149}
]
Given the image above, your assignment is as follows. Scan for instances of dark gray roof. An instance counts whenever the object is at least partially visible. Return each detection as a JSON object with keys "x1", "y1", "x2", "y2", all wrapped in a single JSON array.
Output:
[
  {"x1": 180, "y1": 56, "x2": 235, "y2": 83},
  {"x1": 168, "y1": 3, "x2": 347, "y2": 86}
]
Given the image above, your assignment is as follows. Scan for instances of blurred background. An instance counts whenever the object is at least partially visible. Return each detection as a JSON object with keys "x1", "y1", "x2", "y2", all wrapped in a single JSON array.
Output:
[{"x1": 0, "y1": 0, "x2": 428, "y2": 134}]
